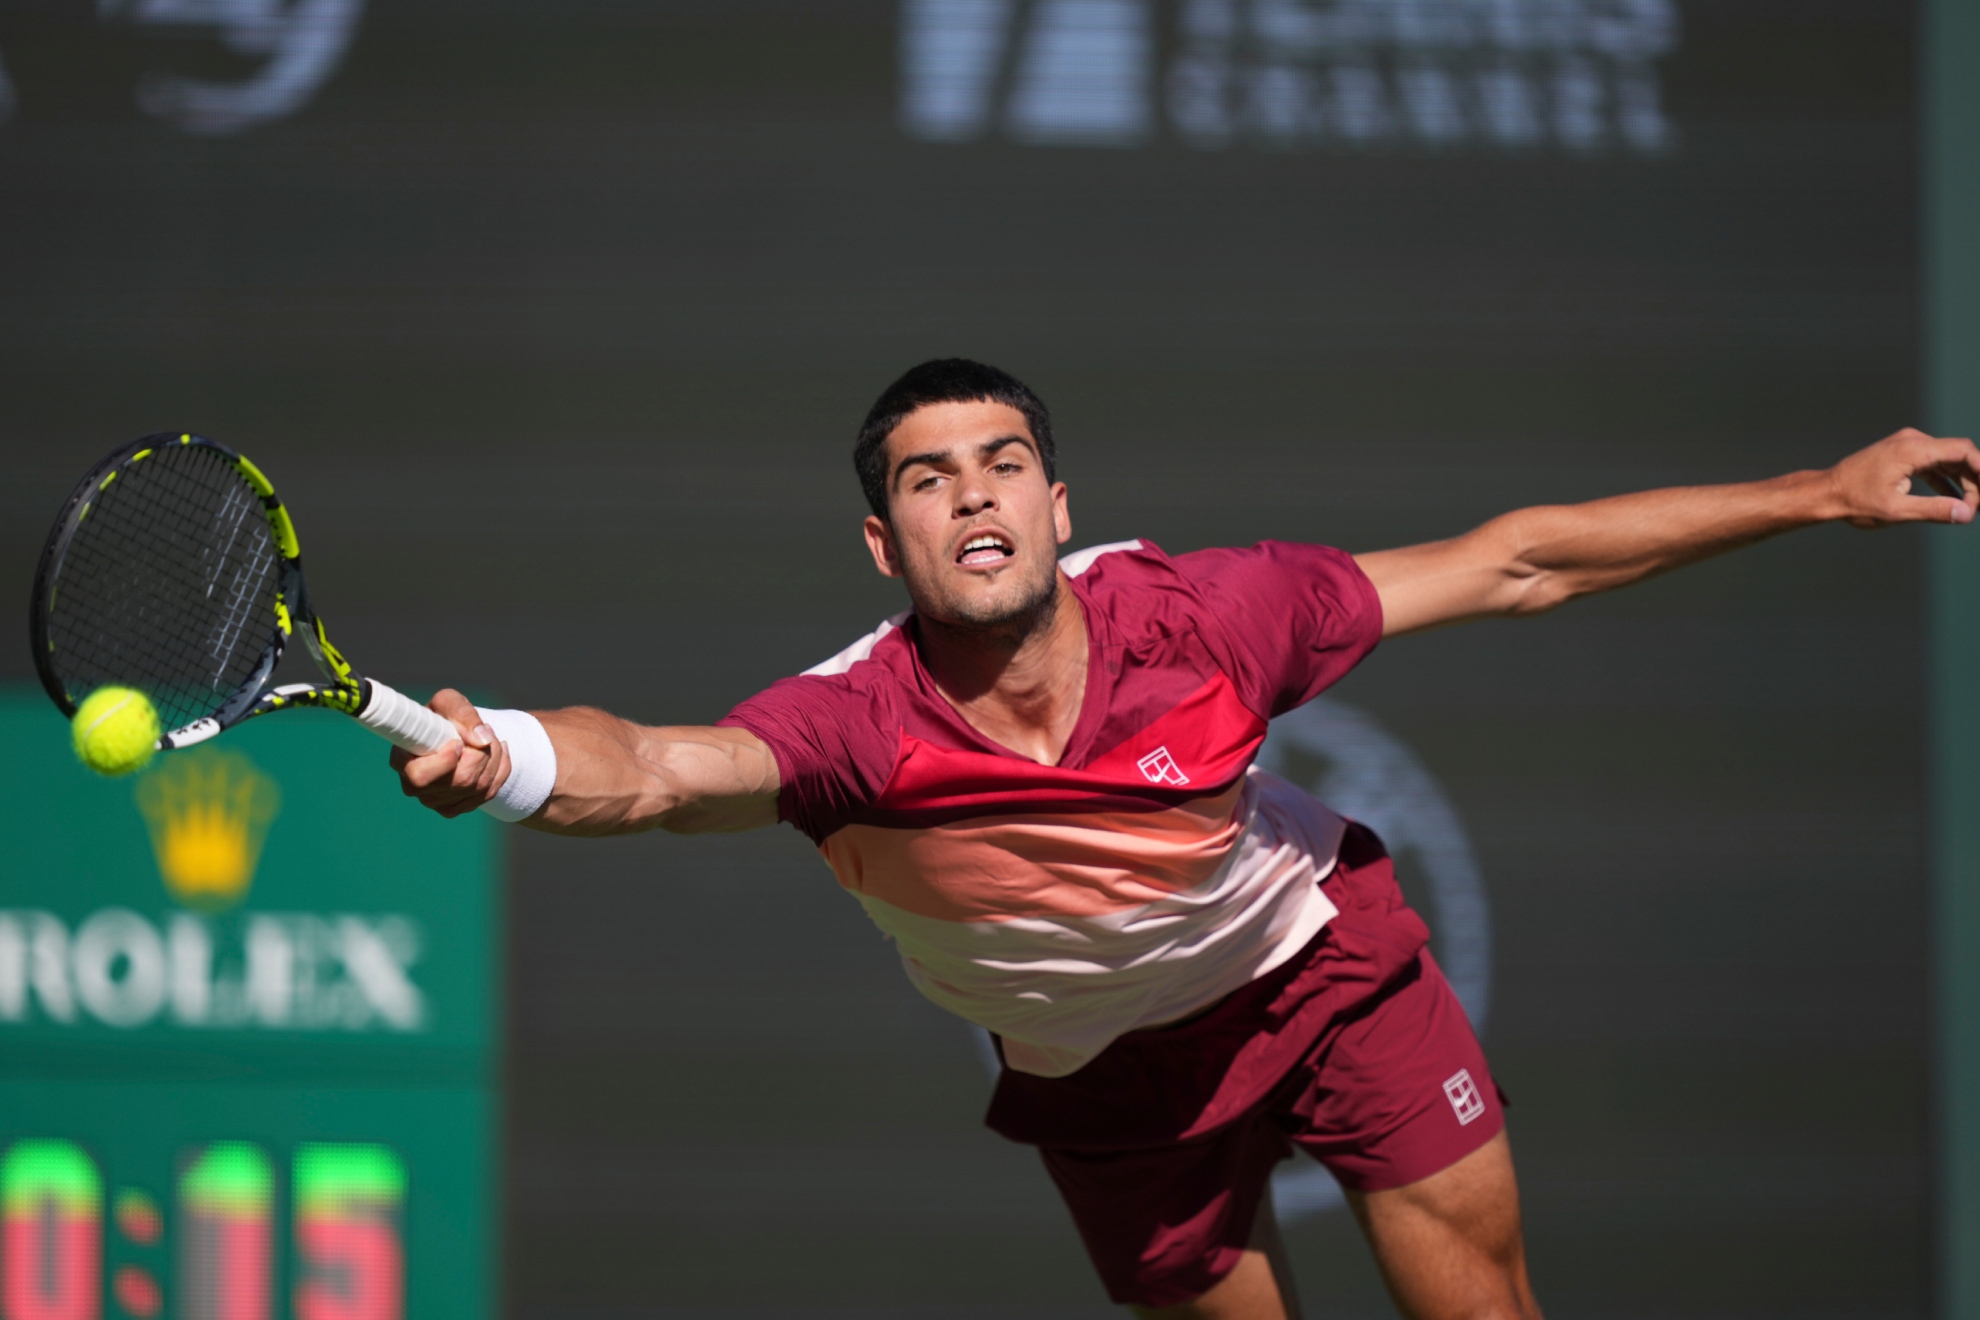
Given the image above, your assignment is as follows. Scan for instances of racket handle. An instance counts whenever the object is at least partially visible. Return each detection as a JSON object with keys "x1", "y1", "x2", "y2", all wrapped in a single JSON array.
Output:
[{"x1": 356, "y1": 678, "x2": 461, "y2": 755}]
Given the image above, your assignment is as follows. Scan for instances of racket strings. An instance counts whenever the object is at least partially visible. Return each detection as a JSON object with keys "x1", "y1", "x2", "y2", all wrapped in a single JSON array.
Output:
[{"x1": 44, "y1": 444, "x2": 284, "y2": 730}]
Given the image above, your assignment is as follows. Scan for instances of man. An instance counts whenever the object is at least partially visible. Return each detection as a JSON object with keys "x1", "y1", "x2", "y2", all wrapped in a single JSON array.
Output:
[{"x1": 397, "y1": 359, "x2": 1978, "y2": 1320}]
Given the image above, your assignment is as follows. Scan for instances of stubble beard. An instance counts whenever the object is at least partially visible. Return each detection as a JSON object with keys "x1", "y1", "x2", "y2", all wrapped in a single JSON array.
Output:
[{"x1": 917, "y1": 554, "x2": 1061, "y2": 650}]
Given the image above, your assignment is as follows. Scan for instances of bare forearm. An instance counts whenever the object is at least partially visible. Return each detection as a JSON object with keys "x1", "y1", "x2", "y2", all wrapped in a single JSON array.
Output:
[
  {"x1": 390, "y1": 691, "x2": 781, "y2": 831},
  {"x1": 1359, "y1": 430, "x2": 1980, "y2": 637},
  {"x1": 1498, "y1": 469, "x2": 1837, "y2": 605},
  {"x1": 524, "y1": 708, "x2": 779, "y2": 836},
  {"x1": 1359, "y1": 473, "x2": 1825, "y2": 635}
]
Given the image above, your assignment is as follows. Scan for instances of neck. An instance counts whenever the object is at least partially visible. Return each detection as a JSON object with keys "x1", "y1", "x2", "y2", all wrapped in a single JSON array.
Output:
[{"x1": 917, "y1": 573, "x2": 1090, "y2": 766}]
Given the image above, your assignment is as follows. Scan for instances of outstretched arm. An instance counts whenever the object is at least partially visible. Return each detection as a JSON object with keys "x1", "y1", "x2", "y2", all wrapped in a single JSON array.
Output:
[
  {"x1": 1357, "y1": 429, "x2": 1980, "y2": 638},
  {"x1": 391, "y1": 690, "x2": 780, "y2": 835}
]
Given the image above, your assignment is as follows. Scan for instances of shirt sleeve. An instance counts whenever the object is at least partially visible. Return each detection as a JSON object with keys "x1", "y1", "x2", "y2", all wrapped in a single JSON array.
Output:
[
  {"x1": 1174, "y1": 541, "x2": 1384, "y2": 718},
  {"x1": 717, "y1": 673, "x2": 900, "y2": 844}
]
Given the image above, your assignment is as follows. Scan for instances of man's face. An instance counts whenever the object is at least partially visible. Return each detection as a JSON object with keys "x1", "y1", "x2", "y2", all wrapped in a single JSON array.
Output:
[{"x1": 863, "y1": 400, "x2": 1072, "y2": 629}]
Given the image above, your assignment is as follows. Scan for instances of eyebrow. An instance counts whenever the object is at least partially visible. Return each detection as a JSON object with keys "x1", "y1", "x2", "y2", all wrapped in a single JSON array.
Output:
[{"x1": 891, "y1": 434, "x2": 1034, "y2": 491}]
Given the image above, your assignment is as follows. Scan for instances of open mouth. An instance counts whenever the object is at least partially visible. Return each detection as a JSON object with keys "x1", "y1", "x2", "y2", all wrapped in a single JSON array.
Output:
[{"x1": 956, "y1": 532, "x2": 1015, "y2": 567}]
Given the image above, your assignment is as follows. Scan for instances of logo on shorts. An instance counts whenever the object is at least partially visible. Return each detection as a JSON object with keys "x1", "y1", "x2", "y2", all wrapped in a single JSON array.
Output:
[
  {"x1": 1136, "y1": 746, "x2": 1190, "y2": 787},
  {"x1": 1443, "y1": 1069, "x2": 1486, "y2": 1126}
]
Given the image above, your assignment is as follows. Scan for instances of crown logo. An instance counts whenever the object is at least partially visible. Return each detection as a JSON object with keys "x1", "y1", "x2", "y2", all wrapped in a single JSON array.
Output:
[{"x1": 135, "y1": 749, "x2": 282, "y2": 912}]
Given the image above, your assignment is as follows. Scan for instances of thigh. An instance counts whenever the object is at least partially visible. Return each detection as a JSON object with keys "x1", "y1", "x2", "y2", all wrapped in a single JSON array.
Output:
[{"x1": 1345, "y1": 1131, "x2": 1541, "y2": 1320}]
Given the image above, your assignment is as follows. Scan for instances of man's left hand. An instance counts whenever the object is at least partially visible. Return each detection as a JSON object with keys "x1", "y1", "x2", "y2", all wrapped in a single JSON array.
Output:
[{"x1": 1829, "y1": 428, "x2": 1980, "y2": 527}]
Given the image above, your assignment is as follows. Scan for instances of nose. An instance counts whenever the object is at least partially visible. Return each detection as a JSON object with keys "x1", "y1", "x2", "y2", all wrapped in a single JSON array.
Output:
[{"x1": 953, "y1": 472, "x2": 997, "y2": 518}]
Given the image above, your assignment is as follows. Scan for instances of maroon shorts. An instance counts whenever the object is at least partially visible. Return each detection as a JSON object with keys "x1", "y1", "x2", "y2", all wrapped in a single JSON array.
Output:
[{"x1": 983, "y1": 823, "x2": 1505, "y2": 1309}]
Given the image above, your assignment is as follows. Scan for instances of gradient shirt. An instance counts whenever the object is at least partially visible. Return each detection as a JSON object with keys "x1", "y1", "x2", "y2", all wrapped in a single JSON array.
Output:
[{"x1": 719, "y1": 539, "x2": 1383, "y2": 1076}]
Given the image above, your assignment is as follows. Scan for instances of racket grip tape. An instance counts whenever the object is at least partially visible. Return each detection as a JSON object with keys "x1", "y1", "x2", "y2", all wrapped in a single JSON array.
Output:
[{"x1": 356, "y1": 678, "x2": 462, "y2": 755}]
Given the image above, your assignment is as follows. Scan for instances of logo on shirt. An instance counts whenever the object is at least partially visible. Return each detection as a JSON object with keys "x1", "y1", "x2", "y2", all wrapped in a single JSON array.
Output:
[
  {"x1": 1135, "y1": 746, "x2": 1190, "y2": 787},
  {"x1": 1443, "y1": 1069, "x2": 1486, "y2": 1126}
]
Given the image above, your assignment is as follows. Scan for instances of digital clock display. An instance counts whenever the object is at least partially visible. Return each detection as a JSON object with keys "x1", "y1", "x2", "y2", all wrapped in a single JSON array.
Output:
[{"x1": 3, "y1": 1138, "x2": 406, "y2": 1320}]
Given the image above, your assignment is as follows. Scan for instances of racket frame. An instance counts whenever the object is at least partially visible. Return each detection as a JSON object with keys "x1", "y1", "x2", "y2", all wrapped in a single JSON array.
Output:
[{"x1": 31, "y1": 432, "x2": 412, "y2": 752}]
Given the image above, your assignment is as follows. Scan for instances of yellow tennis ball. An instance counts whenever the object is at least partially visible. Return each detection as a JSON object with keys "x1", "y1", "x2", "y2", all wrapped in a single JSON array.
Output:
[{"x1": 72, "y1": 686, "x2": 161, "y2": 777}]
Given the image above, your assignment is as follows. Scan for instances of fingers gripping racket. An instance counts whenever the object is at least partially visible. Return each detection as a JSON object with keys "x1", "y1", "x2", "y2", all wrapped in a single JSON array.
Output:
[{"x1": 30, "y1": 433, "x2": 460, "y2": 757}]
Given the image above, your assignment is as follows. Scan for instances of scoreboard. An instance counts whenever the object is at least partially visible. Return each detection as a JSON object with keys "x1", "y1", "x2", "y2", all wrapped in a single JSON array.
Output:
[{"x1": 0, "y1": 693, "x2": 498, "y2": 1320}]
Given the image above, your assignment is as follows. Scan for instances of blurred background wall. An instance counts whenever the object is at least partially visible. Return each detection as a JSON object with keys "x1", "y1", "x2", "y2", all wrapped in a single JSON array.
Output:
[{"x1": 0, "y1": 1, "x2": 1924, "y2": 1316}]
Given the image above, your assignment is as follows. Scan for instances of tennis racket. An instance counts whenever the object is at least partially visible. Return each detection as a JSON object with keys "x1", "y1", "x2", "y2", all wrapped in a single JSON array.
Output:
[{"x1": 30, "y1": 432, "x2": 461, "y2": 757}]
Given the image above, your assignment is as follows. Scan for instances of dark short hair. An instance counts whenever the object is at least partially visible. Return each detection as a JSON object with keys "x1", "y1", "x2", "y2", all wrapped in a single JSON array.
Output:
[{"x1": 853, "y1": 359, "x2": 1055, "y2": 518}]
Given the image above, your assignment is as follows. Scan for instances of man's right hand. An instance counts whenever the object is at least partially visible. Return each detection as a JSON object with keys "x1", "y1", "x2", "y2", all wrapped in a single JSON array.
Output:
[{"x1": 390, "y1": 687, "x2": 513, "y2": 819}]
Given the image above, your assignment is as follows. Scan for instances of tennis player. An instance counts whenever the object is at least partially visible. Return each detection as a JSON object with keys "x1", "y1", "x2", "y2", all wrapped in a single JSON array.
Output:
[{"x1": 395, "y1": 360, "x2": 1977, "y2": 1320}]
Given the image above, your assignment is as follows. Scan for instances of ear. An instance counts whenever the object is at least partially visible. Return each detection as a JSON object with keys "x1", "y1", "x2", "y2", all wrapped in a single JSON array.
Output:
[
  {"x1": 863, "y1": 514, "x2": 905, "y2": 579},
  {"x1": 1050, "y1": 482, "x2": 1072, "y2": 546}
]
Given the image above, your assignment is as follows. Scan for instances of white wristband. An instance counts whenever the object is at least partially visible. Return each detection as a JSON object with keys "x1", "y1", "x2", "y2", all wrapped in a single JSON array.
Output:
[{"x1": 475, "y1": 707, "x2": 557, "y2": 823}]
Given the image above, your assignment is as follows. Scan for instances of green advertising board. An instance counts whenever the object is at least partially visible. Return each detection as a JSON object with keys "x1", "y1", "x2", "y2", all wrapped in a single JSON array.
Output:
[{"x1": 0, "y1": 690, "x2": 499, "y2": 1320}]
